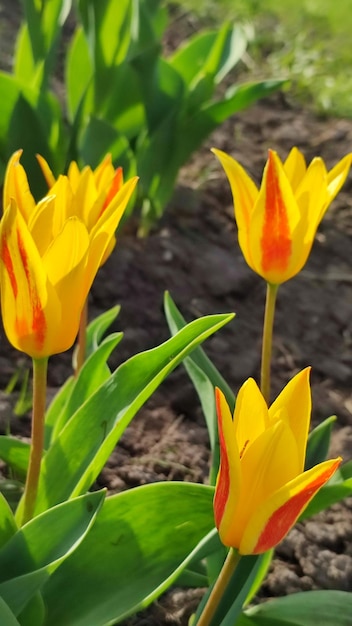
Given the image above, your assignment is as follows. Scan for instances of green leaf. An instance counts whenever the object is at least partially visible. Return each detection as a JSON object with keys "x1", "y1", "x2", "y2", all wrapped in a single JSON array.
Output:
[
  {"x1": 0, "y1": 490, "x2": 17, "y2": 549},
  {"x1": 50, "y1": 333, "x2": 123, "y2": 441},
  {"x1": 29, "y1": 312, "x2": 234, "y2": 515},
  {"x1": 0, "y1": 597, "x2": 21, "y2": 625},
  {"x1": 164, "y1": 292, "x2": 235, "y2": 410},
  {"x1": 43, "y1": 482, "x2": 214, "y2": 625},
  {"x1": 86, "y1": 305, "x2": 121, "y2": 354},
  {"x1": 305, "y1": 415, "x2": 336, "y2": 470},
  {"x1": 237, "y1": 590, "x2": 352, "y2": 626},
  {"x1": 79, "y1": 115, "x2": 133, "y2": 169},
  {"x1": 2, "y1": 492, "x2": 104, "y2": 616},
  {"x1": 65, "y1": 26, "x2": 93, "y2": 121},
  {"x1": 0, "y1": 436, "x2": 30, "y2": 477},
  {"x1": 14, "y1": 24, "x2": 42, "y2": 90},
  {"x1": 44, "y1": 377, "x2": 75, "y2": 449},
  {"x1": 193, "y1": 553, "x2": 269, "y2": 626},
  {"x1": 164, "y1": 292, "x2": 236, "y2": 486}
]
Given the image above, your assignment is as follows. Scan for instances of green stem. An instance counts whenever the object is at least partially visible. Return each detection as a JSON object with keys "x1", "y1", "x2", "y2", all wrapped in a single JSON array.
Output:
[
  {"x1": 197, "y1": 549, "x2": 241, "y2": 626},
  {"x1": 20, "y1": 357, "x2": 48, "y2": 526},
  {"x1": 260, "y1": 282, "x2": 279, "y2": 404},
  {"x1": 75, "y1": 299, "x2": 88, "y2": 377}
]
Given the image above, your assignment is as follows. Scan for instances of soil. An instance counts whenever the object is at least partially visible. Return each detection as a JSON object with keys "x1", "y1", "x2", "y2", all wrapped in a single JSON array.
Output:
[{"x1": 0, "y1": 2, "x2": 352, "y2": 625}]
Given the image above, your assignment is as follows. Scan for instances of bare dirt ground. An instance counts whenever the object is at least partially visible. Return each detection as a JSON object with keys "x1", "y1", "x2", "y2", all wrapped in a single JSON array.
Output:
[{"x1": 0, "y1": 2, "x2": 352, "y2": 625}]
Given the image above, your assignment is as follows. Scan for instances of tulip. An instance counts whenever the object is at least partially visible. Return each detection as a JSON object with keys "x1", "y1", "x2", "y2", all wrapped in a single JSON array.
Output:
[
  {"x1": 212, "y1": 147, "x2": 352, "y2": 285},
  {"x1": 214, "y1": 369, "x2": 341, "y2": 555},
  {"x1": 4, "y1": 150, "x2": 128, "y2": 267},
  {"x1": 0, "y1": 179, "x2": 137, "y2": 359}
]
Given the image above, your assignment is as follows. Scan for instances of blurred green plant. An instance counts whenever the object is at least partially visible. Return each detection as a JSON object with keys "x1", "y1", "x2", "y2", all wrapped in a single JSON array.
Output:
[
  {"x1": 0, "y1": 0, "x2": 285, "y2": 233},
  {"x1": 175, "y1": 0, "x2": 352, "y2": 117}
]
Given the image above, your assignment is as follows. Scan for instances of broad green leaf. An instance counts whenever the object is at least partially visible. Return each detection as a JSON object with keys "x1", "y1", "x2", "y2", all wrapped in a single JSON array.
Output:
[
  {"x1": 65, "y1": 26, "x2": 93, "y2": 121},
  {"x1": 79, "y1": 115, "x2": 134, "y2": 169},
  {"x1": 44, "y1": 377, "x2": 75, "y2": 449},
  {"x1": 30, "y1": 312, "x2": 234, "y2": 515},
  {"x1": 0, "y1": 570, "x2": 48, "y2": 618},
  {"x1": 6, "y1": 492, "x2": 105, "y2": 581},
  {"x1": 164, "y1": 292, "x2": 235, "y2": 409},
  {"x1": 8, "y1": 95, "x2": 53, "y2": 199},
  {"x1": 305, "y1": 415, "x2": 336, "y2": 470},
  {"x1": 14, "y1": 24, "x2": 41, "y2": 89},
  {"x1": 0, "y1": 436, "x2": 30, "y2": 478},
  {"x1": 0, "y1": 490, "x2": 17, "y2": 549},
  {"x1": 236, "y1": 590, "x2": 352, "y2": 626},
  {"x1": 43, "y1": 482, "x2": 214, "y2": 625},
  {"x1": 50, "y1": 333, "x2": 123, "y2": 441},
  {"x1": 86, "y1": 305, "x2": 121, "y2": 354},
  {"x1": 1, "y1": 491, "x2": 104, "y2": 617},
  {"x1": 0, "y1": 597, "x2": 20, "y2": 625}
]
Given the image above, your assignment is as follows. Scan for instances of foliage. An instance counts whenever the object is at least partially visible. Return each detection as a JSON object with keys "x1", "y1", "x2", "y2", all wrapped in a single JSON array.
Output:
[
  {"x1": 174, "y1": 0, "x2": 352, "y2": 117},
  {"x1": 0, "y1": 0, "x2": 285, "y2": 232}
]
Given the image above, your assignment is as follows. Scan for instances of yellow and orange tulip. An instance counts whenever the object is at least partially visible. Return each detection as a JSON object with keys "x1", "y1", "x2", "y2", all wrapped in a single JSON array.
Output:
[
  {"x1": 0, "y1": 152, "x2": 138, "y2": 358},
  {"x1": 4, "y1": 150, "x2": 129, "y2": 266},
  {"x1": 212, "y1": 147, "x2": 352, "y2": 284},
  {"x1": 214, "y1": 368, "x2": 341, "y2": 555}
]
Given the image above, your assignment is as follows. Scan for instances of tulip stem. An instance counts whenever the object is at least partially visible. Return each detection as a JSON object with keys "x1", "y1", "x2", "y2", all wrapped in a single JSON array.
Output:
[
  {"x1": 75, "y1": 299, "x2": 88, "y2": 377},
  {"x1": 197, "y1": 548, "x2": 241, "y2": 626},
  {"x1": 20, "y1": 357, "x2": 48, "y2": 526},
  {"x1": 260, "y1": 282, "x2": 279, "y2": 404}
]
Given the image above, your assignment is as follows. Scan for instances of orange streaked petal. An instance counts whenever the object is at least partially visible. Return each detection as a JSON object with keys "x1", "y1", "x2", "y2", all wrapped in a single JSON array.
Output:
[
  {"x1": 253, "y1": 150, "x2": 298, "y2": 282},
  {"x1": 240, "y1": 457, "x2": 341, "y2": 555},
  {"x1": 0, "y1": 201, "x2": 60, "y2": 358},
  {"x1": 214, "y1": 388, "x2": 241, "y2": 533},
  {"x1": 88, "y1": 176, "x2": 138, "y2": 271},
  {"x1": 269, "y1": 367, "x2": 311, "y2": 471},
  {"x1": 228, "y1": 419, "x2": 300, "y2": 549}
]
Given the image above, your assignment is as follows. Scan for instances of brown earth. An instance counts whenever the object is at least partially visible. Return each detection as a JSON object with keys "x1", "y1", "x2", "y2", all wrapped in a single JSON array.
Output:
[{"x1": 0, "y1": 2, "x2": 352, "y2": 625}]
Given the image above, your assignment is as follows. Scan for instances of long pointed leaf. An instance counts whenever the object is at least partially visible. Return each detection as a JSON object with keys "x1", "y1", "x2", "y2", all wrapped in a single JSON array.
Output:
[
  {"x1": 43, "y1": 482, "x2": 214, "y2": 626},
  {"x1": 27, "y1": 312, "x2": 233, "y2": 515}
]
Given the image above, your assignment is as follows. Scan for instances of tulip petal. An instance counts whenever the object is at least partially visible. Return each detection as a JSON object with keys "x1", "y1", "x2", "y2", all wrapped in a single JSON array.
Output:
[
  {"x1": 283, "y1": 147, "x2": 307, "y2": 191},
  {"x1": 326, "y1": 153, "x2": 352, "y2": 205},
  {"x1": 251, "y1": 150, "x2": 300, "y2": 283},
  {"x1": 36, "y1": 154, "x2": 56, "y2": 188},
  {"x1": 234, "y1": 378, "x2": 268, "y2": 455},
  {"x1": 214, "y1": 388, "x2": 241, "y2": 537},
  {"x1": 3, "y1": 150, "x2": 36, "y2": 221},
  {"x1": 211, "y1": 148, "x2": 259, "y2": 271},
  {"x1": 0, "y1": 201, "x2": 60, "y2": 358},
  {"x1": 43, "y1": 217, "x2": 90, "y2": 354},
  {"x1": 240, "y1": 457, "x2": 341, "y2": 555},
  {"x1": 88, "y1": 177, "x2": 138, "y2": 275},
  {"x1": 269, "y1": 368, "x2": 311, "y2": 471},
  {"x1": 227, "y1": 419, "x2": 300, "y2": 548}
]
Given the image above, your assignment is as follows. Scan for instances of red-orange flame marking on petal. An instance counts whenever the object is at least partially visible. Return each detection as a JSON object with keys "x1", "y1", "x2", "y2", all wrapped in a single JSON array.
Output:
[
  {"x1": 214, "y1": 390, "x2": 231, "y2": 528},
  {"x1": 1, "y1": 237, "x2": 18, "y2": 298},
  {"x1": 253, "y1": 459, "x2": 341, "y2": 554},
  {"x1": 261, "y1": 152, "x2": 292, "y2": 274},
  {"x1": 16, "y1": 228, "x2": 46, "y2": 349},
  {"x1": 100, "y1": 167, "x2": 124, "y2": 217}
]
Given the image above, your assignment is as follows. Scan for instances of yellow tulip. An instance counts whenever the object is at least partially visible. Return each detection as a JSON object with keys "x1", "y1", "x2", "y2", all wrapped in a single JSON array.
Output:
[
  {"x1": 212, "y1": 147, "x2": 352, "y2": 284},
  {"x1": 0, "y1": 163, "x2": 137, "y2": 358},
  {"x1": 214, "y1": 368, "x2": 341, "y2": 555},
  {"x1": 4, "y1": 150, "x2": 129, "y2": 266}
]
